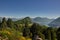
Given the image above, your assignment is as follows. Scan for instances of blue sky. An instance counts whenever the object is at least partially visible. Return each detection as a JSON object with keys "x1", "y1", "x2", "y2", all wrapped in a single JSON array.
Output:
[{"x1": 0, "y1": 0, "x2": 60, "y2": 18}]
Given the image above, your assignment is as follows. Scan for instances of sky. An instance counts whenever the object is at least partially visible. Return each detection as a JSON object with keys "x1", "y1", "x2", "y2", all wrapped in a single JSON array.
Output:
[{"x1": 0, "y1": 0, "x2": 60, "y2": 19}]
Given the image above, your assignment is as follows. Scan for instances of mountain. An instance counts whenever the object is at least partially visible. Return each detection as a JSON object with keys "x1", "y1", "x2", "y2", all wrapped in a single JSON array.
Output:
[
  {"x1": 15, "y1": 17, "x2": 32, "y2": 24},
  {"x1": 0, "y1": 17, "x2": 54, "y2": 26},
  {"x1": 11, "y1": 18, "x2": 20, "y2": 21},
  {"x1": 48, "y1": 17, "x2": 60, "y2": 27},
  {"x1": 32, "y1": 17, "x2": 54, "y2": 25}
]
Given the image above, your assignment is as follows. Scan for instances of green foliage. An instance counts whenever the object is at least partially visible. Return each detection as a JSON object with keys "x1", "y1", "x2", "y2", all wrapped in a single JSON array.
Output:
[
  {"x1": 14, "y1": 24, "x2": 22, "y2": 32},
  {"x1": 0, "y1": 17, "x2": 59, "y2": 40},
  {"x1": 1, "y1": 17, "x2": 7, "y2": 29},
  {"x1": 30, "y1": 23, "x2": 46, "y2": 40},
  {"x1": 30, "y1": 23, "x2": 41, "y2": 34},
  {"x1": 15, "y1": 17, "x2": 32, "y2": 24},
  {"x1": 57, "y1": 27, "x2": 60, "y2": 40},
  {"x1": 51, "y1": 28, "x2": 56, "y2": 40},
  {"x1": 23, "y1": 24, "x2": 30, "y2": 37},
  {"x1": 45, "y1": 27, "x2": 57, "y2": 40},
  {"x1": 39, "y1": 32, "x2": 45, "y2": 40},
  {"x1": 7, "y1": 18, "x2": 14, "y2": 28}
]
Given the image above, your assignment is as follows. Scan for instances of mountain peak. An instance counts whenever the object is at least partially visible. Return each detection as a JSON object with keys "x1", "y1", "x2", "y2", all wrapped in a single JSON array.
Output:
[{"x1": 48, "y1": 17, "x2": 60, "y2": 27}]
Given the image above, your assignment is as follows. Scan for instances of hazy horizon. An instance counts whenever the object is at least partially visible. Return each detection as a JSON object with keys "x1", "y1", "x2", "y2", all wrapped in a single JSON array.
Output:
[{"x1": 0, "y1": 0, "x2": 60, "y2": 19}]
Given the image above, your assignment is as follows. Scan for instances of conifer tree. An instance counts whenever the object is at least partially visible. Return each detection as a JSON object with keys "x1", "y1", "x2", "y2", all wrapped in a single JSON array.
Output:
[
  {"x1": 1, "y1": 17, "x2": 7, "y2": 28},
  {"x1": 7, "y1": 18, "x2": 14, "y2": 28}
]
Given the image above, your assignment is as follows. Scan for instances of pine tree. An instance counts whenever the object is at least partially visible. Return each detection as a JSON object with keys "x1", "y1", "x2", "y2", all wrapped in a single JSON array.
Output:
[
  {"x1": 57, "y1": 27, "x2": 60, "y2": 40},
  {"x1": 1, "y1": 17, "x2": 7, "y2": 30},
  {"x1": 23, "y1": 23, "x2": 30, "y2": 37},
  {"x1": 30, "y1": 23, "x2": 45, "y2": 40},
  {"x1": 7, "y1": 18, "x2": 14, "y2": 28},
  {"x1": 51, "y1": 28, "x2": 56, "y2": 40},
  {"x1": 47, "y1": 27, "x2": 51, "y2": 40}
]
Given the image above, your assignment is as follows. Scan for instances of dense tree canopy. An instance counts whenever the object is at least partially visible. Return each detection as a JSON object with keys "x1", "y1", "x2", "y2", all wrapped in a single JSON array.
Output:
[
  {"x1": 7, "y1": 18, "x2": 14, "y2": 28},
  {"x1": 1, "y1": 17, "x2": 7, "y2": 29},
  {"x1": 0, "y1": 17, "x2": 59, "y2": 40}
]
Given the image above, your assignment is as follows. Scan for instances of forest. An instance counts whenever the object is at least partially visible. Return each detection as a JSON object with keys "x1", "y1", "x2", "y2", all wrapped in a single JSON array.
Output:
[{"x1": 0, "y1": 17, "x2": 60, "y2": 40}]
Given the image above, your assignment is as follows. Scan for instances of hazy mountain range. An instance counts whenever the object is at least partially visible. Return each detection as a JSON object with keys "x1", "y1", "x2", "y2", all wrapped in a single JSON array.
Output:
[
  {"x1": 48, "y1": 17, "x2": 60, "y2": 27},
  {"x1": 0, "y1": 17, "x2": 60, "y2": 27},
  {"x1": 32, "y1": 17, "x2": 54, "y2": 25}
]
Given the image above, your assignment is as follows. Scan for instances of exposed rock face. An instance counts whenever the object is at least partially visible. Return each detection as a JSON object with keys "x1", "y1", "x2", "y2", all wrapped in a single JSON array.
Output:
[
  {"x1": 32, "y1": 35, "x2": 42, "y2": 40},
  {"x1": 37, "y1": 38, "x2": 42, "y2": 40}
]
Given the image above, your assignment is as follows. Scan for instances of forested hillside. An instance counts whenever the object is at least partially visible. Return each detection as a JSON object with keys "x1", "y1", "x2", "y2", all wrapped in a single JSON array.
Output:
[{"x1": 0, "y1": 17, "x2": 60, "y2": 40}]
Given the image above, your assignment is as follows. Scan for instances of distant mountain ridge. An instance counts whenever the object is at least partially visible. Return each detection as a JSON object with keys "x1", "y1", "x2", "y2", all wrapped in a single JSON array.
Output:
[
  {"x1": 0, "y1": 17, "x2": 54, "y2": 25},
  {"x1": 0, "y1": 17, "x2": 60, "y2": 27},
  {"x1": 48, "y1": 17, "x2": 60, "y2": 27},
  {"x1": 32, "y1": 17, "x2": 54, "y2": 25}
]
